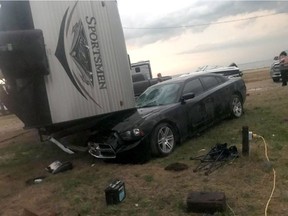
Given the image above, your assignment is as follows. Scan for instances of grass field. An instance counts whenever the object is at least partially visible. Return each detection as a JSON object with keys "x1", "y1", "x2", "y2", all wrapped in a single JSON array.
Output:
[{"x1": 0, "y1": 68, "x2": 288, "y2": 216}]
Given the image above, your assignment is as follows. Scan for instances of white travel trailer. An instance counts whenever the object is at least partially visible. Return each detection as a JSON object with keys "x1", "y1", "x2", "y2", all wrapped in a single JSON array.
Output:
[
  {"x1": 131, "y1": 60, "x2": 153, "y2": 80},
  {"x1": 0, "y1": 1, "x2": 135, "y2": 148}
]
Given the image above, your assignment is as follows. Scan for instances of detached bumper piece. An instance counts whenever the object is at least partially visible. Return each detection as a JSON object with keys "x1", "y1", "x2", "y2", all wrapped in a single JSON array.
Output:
[
  {"x1": 46, "y1": 160, "x2": 73, "y2": 174},
  {"x1": 88, "y1": 142, "x2": 116, "y2": 159}
]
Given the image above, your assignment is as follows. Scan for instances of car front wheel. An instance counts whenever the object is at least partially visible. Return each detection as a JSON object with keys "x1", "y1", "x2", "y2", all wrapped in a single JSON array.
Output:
[
  {"x1": 230, "y1": 95, "x2": 243, "y2": 118},
  {"x1": 150, "y1": 123, "x2": 176, "y2": 157}
]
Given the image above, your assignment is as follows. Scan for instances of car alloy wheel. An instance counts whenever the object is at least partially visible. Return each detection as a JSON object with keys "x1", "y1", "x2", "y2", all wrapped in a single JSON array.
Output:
[
  {"x1": 231, "y1": 95, "x2": 243, "y2": 118},
  {"x1": 151, "y1": 123, "x2": 175, "y2": 156}
]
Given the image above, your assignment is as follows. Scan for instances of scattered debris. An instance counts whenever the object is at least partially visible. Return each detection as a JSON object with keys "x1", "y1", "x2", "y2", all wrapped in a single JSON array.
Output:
[
  {"x1": 25, "y1": 176, "x2": 47, "y2": 186},
  {"x1": 164, "y1": 162, "x2": 189, "y2": 171},
  {"x1": 190, "y1": 143, "x2": 239, "y2": 175},
  {"x1": 46, "y1": 161, "x2": 73, "y2": 174}
]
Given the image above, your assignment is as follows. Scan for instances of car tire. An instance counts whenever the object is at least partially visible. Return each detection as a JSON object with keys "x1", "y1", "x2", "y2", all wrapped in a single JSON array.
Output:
[
  {"x1": 230, "y1": 94, "x2": 243, "y2": 118},
  {"x1": 150, "y1": 123, "x2": 176, "y2": 157}
]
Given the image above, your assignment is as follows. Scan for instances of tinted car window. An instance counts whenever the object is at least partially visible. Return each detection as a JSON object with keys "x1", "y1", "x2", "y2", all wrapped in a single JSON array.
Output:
[
  {"x1": 183, "y1": 78, "x2": 204, "y2": 96},
  {"x1": 216, "y1": 76, "x2": 225, "y2": 83},
  {"x1": 201, "y1": 76, "x2": 219, "y2": 90}
]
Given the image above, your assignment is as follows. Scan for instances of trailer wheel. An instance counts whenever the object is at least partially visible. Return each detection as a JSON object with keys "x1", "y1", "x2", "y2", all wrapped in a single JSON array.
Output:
[{"x1": 150, "y1": 123, "x2": 176, "y2": 157}]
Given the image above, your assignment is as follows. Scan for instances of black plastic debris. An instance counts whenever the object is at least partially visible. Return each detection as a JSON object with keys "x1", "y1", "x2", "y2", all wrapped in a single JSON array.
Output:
[
  {"x1": 190, "y1": 143, "x2": 239, "y2": 175},
  {"x1": 46, "y1": 160, "x2": 73, "y2": 174}
]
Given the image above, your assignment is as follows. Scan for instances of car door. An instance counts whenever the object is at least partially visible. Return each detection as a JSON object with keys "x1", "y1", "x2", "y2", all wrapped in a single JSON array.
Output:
[
  {"x1": 181, "y1": 78, "x2": 211, "y2": 133},
  {"x1": 200, "y1": 75, "x2": 230, "y2": 119}
]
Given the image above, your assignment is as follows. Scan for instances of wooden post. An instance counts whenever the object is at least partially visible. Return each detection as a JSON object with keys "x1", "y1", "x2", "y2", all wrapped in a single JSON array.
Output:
[{"x1": 242, "y1": 126, "x2": 249, "y2": 156}]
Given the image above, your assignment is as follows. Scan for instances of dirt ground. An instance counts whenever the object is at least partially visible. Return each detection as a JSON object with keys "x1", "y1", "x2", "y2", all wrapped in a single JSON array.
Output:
[{"x1": 0, "y1": 68, "x2": 282, "y2": 215}]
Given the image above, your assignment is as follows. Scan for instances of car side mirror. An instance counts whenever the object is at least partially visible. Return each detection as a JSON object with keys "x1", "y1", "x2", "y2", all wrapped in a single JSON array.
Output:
[
  {"x1": 180, "y1": 92, "x2": 195, "y2": 104},
  {"x1": 274, "y1": 56, "x2": 279, "y2": 61}
]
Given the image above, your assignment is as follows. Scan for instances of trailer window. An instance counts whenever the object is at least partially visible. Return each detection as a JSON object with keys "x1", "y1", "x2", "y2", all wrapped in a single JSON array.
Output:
[{"x1": 135, "y1": 67, "x2": 141, "y2": 73}]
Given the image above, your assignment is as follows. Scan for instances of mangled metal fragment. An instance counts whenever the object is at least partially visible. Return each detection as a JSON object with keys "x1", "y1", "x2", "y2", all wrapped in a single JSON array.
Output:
[{"x1": 46, "y1": 160, "x2": 73, "y2": 174}]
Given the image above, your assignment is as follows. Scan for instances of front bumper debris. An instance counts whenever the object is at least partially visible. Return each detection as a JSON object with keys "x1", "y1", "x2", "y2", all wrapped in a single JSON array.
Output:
[
  {"x1": 87, "y1": 131, "x2": 144, "y2": 159},
  {"x1": 88, "y1": 142, "x2": 116, "y2": 159}
]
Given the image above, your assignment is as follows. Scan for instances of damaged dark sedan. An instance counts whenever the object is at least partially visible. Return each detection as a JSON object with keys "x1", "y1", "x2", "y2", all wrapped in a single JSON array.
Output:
[{"x1": 88, "y1": 73, "x2": 246, "y2": 162}]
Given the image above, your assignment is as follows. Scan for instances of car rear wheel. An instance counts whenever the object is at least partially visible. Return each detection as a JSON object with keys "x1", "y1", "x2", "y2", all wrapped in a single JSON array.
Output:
[
  {"x1": 150, "y1": 123, "x2": 176, "y2": 157},
  {"x1": 230, "y1": 95, "x2": 243, "y2": 118}
]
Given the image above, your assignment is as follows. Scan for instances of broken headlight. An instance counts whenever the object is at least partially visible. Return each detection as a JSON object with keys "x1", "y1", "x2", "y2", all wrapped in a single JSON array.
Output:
[{"x1": 120, "y1": 128, "x2": 144, "y2": 141}]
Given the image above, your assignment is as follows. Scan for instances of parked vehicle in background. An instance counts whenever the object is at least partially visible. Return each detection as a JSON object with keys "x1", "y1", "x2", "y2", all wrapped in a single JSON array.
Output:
[
  {"x1": 270, "y1": 56, "x2": 281, "y2": 82},
  {"x1": 131, "y1": 60, "x2": 153, "y2": 80},
  {"x1": 88, "y1": 72, "x2": 246, "y2": 162},
  {"x1": 132, "y1": 73, "x2": 172, "y2": 97},
  {"x1": 181, "y1": 64, "x2": 243, "y2": 79},
  {"x1": 270, "y1": 52, "x2": 288, "y2": 82},
  {"x1": 129, "y1": 60, "x2": 172, "y2": 97},
  {"x1": 197, "y1": 65, "x2": 243, "y2": 78}
]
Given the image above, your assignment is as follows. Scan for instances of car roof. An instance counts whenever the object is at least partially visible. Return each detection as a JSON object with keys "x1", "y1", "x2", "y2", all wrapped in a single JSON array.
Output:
[{"x1": 156, "y1": 72, "x2": 225, "y2": 85}]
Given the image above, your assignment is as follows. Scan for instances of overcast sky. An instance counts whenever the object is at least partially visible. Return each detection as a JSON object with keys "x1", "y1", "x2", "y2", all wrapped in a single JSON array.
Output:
[{"x1": 117, "y1": 0, "x2": 288, "y2": 77}]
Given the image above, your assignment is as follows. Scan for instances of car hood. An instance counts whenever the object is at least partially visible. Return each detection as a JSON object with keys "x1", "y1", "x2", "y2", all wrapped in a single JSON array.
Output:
[{"x1": 115, "y1": 105, "x2": 174, "y2": 132}]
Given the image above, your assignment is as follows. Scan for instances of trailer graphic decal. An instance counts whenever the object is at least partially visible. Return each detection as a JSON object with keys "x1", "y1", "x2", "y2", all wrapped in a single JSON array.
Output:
[
  {"x1": 55, "y1": 2, "x2": 102, "y2": 107},
  {"x1": 70, "y1": 20, "x2": 93, "y2": 86}
]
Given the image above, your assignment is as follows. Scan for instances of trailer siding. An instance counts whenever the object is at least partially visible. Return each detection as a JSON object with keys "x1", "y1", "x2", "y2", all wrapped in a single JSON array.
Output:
[{"x1": 29, "y1": 1, "x2": 135, "y2": 124}]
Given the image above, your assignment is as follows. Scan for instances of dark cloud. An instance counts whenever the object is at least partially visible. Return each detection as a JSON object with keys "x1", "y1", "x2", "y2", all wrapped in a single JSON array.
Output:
[
  {"x1": 177, "y1": 32, "x2": 286, "y2": 55},
  {"x1": 178, "y1": 39, "x2": 254, "y2": 55},
  {"x1": 123, "y1": 1, "x2": 288, "y2": 46}
]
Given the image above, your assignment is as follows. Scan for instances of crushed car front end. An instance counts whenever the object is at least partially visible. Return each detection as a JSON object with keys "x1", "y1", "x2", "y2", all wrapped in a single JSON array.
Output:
[
  {"x1": 87, "y1": 104, "x2": 178, "y2": 160},
  {"x1": 88, "y1": 128, "x2": 146, "y2": 159}
]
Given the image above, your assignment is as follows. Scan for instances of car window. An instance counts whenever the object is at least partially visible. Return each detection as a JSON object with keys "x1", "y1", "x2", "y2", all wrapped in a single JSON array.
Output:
[
  {"x1": 216, "y1": 76, "x2": 225, "y2": 83},
  {"x1": 201, "y1": 76, "x2": 219, "y2": 90},
  {"x1": 136, "y1": 83, "x2": 181, "y2": 107},
  {"x1": 182, "y1": 78, "x2": 204, "y2": 96}
]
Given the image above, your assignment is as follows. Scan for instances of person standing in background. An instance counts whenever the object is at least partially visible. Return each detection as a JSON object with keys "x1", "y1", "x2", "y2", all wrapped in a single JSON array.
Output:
[
  {"x1": 279, "y1": 51, "x2": 288, "y2": 86},
  {"x1": 157, "y1": 73, "x2": 163, "y2": 82}
]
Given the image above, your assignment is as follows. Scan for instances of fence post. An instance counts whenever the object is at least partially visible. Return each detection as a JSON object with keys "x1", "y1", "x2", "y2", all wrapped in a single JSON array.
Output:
[{"x1": 242, "y1": 126, "x2": 249, "y2": 156}]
